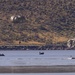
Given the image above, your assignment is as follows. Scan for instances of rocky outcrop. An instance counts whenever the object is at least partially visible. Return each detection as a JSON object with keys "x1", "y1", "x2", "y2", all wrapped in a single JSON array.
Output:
[
  {"x1": 67, "y1": 38, "x2": 75, "y2": 48},
  {"x1": 10, "y1": 15, "x2": 25, "y2": 23}
]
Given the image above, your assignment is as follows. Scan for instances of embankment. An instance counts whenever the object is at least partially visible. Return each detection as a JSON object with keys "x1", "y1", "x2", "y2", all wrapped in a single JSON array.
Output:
[{"x1": 0, "y1": 65, "x2": 75, "y2": 73}]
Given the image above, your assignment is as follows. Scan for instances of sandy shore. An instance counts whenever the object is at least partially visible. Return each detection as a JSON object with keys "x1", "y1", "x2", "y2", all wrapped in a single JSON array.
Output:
[{"x1": 0, "y1": 65, "x2": 75, "y2": 73}]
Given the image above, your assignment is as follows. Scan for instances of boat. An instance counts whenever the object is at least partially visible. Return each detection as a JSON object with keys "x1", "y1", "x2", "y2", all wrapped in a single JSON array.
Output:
[
  {"x1": 72, "y1": 57, "x2": 75, "y2": 59},
  {"x1": 39, "y1": 52, "x2": 44, "y2": 55},
  {"x1": 0, "y1": 54, "x2": 5, "y2": 56}
]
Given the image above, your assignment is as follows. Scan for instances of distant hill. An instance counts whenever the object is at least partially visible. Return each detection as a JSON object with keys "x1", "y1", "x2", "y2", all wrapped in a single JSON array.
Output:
[{"x1": 0, "y1": 0, "x2": 75, "y2": 45}]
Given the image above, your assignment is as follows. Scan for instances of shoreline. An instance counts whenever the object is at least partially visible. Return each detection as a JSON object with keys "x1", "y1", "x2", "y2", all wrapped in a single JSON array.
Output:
[
  {"x1": 0, "y1": 65, "x2": 75, "y2": 73},
  {"x1": 0, "y1": 45, "x2": 70, "y2": 50}
]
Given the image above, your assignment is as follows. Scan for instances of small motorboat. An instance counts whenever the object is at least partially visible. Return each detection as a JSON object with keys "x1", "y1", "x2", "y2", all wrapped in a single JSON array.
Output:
[
  {"x1": 0, "y1": 54, "x2": 5, "y2": 56},
  {"x1": 72, "y1": 57, "x2": 75, "y2": 59},
  {"x1": 39, "y1": 52, "x2": 44, "y2": 55},
  {"x1": 68, "y1": 56, "x2": 75, "y2": 59}
]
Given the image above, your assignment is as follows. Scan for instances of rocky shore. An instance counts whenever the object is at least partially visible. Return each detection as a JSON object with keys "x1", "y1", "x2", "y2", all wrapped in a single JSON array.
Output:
[{"x1": 0, "y1": 45, "x2": 69, "y2": 50}]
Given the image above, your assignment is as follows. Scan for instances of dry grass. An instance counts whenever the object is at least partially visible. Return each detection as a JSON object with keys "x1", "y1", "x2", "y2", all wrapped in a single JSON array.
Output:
[
  {"x1": 13, "y1": 40, "x2": 45, "y2": 46},
  {"x1": 38, "y1": 32, "x2": 68, "y2": 44},
  {"x1": 52, "y1": 36, "x2": 68, "y2": 43},
  {"x1": 0, "y1": 0, "x2": 74, "y2": 46}
]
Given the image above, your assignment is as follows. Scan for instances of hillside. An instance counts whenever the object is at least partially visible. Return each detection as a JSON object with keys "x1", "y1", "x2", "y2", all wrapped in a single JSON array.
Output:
[{"x1": 0, "y1": 0, "x2": 75, "y2": 45}]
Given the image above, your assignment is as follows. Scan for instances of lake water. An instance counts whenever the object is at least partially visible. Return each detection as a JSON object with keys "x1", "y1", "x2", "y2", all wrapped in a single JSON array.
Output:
[{"x1": 0, "y1": 50, "x2": 75, "y2": 66}]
